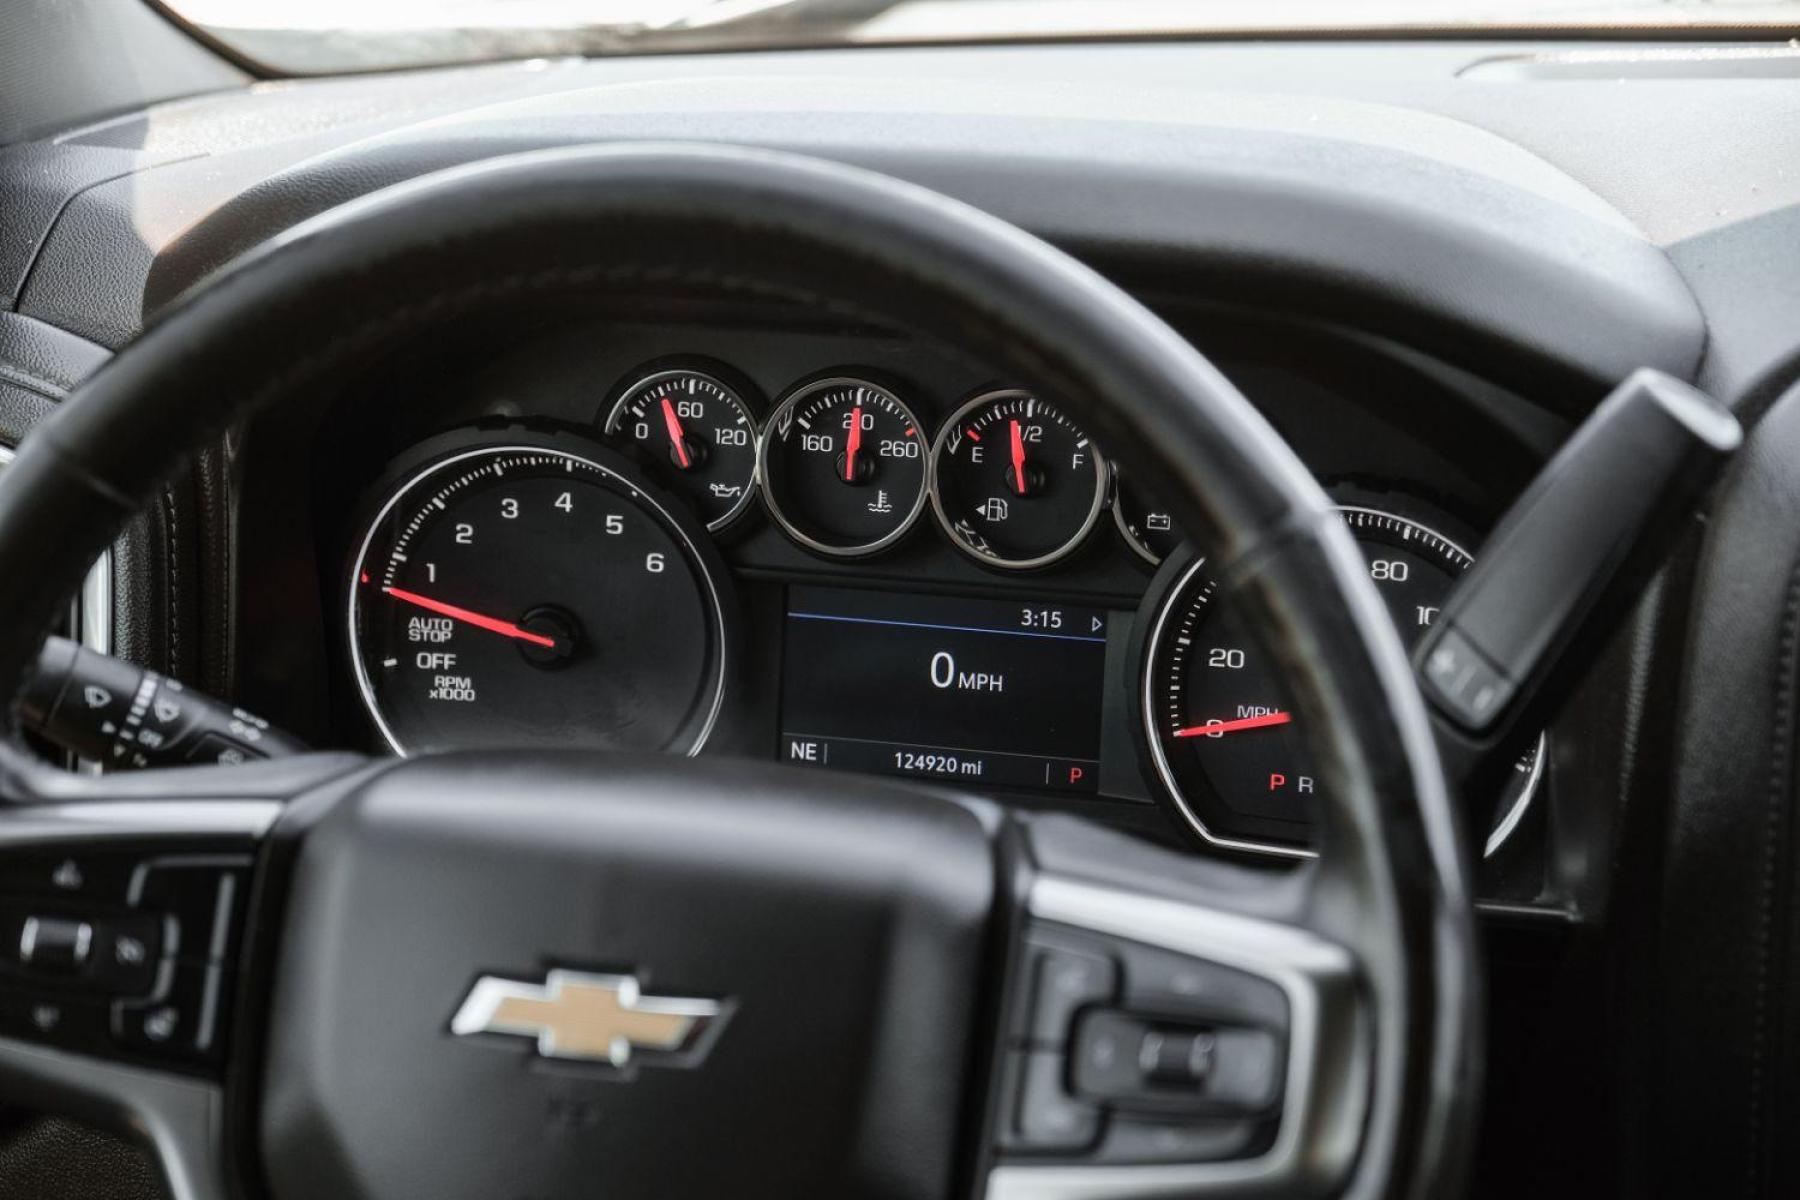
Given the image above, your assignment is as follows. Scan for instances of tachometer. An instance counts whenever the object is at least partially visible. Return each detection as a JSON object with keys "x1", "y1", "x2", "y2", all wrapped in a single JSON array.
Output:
[
  {"x1": 1141, "y1": 505, "x2": 1543, "y2": 858},
  {"x1": 347, "y1": 434, "x2": 730, "y2": 756},
  {"x1": 759, "y1": 377, "x2": 928, "y2": 557}
]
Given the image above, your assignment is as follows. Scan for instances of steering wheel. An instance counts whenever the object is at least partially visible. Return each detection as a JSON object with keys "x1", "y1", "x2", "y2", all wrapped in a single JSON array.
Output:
[{"x1": 0, "y1": 146, "x2": 1477, "y2": 1200}]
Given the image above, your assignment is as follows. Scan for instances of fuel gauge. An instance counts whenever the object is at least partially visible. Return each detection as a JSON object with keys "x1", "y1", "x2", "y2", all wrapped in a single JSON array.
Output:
[{"x1": 929, "y1": 389, "x2": 1108, "y2": 570}]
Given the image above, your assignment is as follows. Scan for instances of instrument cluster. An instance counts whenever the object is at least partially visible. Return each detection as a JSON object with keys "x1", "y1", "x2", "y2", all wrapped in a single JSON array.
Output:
[{"x1": 287, "y1": 321, "x2": 1556, "y2": 877}]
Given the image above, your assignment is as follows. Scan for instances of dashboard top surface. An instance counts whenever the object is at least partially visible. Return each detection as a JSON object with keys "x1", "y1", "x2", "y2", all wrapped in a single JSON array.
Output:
[{"x1": 4, "y1": 36, "x2": 1797, "y2": 418}]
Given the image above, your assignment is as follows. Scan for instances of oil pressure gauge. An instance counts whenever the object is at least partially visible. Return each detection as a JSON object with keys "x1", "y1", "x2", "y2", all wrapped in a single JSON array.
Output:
[
  {"x1": 930, "y1": 389, "x2": 1108, "y2": 570},
  {"x1": 603, "y1": 367, "x2": 759, "y2": 531}
]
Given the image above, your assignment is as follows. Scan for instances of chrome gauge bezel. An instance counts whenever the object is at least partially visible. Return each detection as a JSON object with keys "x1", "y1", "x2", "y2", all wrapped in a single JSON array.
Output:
[
  {"x1": 927, "y1": 389, "x2": 1110, "y2": 571},
  {"x1": 1141, "y1": 557, "x2": 1314, "y2": 861},
  {"x1": 346, "y1": 442, "x2": 731, "y2": 759},
  {"x1": 601, "y1": 367, "x2": 762, "y2": 533},
  {"x1": 757, "y1": 376, "x2": 930, "y2": 559},
  {"x1": 1111, "y1": 472, "x2": 1172, "y2": 566},
  {"x1": 1141, "y1": 507, "x2": 1546, "y2": 860},
  {"x1": 1114, "y1": 500, "x2": 1164, "y2": 566}
]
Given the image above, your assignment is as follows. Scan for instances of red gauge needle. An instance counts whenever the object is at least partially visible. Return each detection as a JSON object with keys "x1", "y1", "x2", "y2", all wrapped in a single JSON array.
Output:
[
  {"x1": 844, "y1": 402, "x2": 865, "y2": 482},
  {"x1": 383, "y1": 586, "x2": 558, "y2": 649},
  {"x1": 1173, "y1": 711, "x2": 1293, "y2": 738},
  {"x1": 659, "y1": 397, "x2": 693, "y2": 470},
  {"x1": 1009, "y1": 418, "x2": 1030, "y2": 497}
]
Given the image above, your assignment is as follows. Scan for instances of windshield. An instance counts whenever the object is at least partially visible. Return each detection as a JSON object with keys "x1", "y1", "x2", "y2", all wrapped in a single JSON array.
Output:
[{"x1": 162, "y1": 0, "x2": 1800, "y2": 74}]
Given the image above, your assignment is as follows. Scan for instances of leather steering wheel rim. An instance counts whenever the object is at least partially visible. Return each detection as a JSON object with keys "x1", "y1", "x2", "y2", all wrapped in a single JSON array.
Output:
[{"x1": 0, "y1": 143, "x2": 1477, "y2": 1200}]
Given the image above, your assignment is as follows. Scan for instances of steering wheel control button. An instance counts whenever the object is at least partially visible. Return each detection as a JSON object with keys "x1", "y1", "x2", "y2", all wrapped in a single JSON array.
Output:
[
  {"x1": 1071, "y1": 1009, "x2": 1176, "y2": 1101},
  {"x1": 1070, "y1": 1010, "x2": 1282, "y2": 1117},
  {"x1": 111, "y1": 961, "x2": 226, "y2": 1066},
  {"x1": 0, "y1": 845, "x2": 249, "y2": 1071},
  {"x1": 6, "y1": 851, "x2": 138, "y2": 905},
  {"x1": 1206, "y1": 1029, "x2": 1283, "y2": 1111},
  {"x1": 1120, "y1": 941, "x2": 1291, "y2": 1028},
  {"x1": 14, "y1": 915, "x2": 92, "y2": 975},
  {"x1": 0, "y1": 990, "x2": 108, "y2": 1054},
  {"x1": 1004, "y1": 1050, "x2": 1102, "y2": 1153},
  {"x1": 1014, "y1": 929, "x2": 1117, "y2": 1046},
  {"x1": 0, "y1": 904, "x2": 161, "y2": 995},
  {"x1": 1097, "y1": 1115, "x2": 1266, "y2": 1165},
  {"x1": 129, "y1": 857, "x2": 249, "y2": 963},
  {"x1": 91, "y1": 917, "x2": 163, "y2": 995},
  {"x1": 1141, "y1": 1028, "x2": 1215, "y2": 1087},
  {"x1": 998, "y1": 922, "x2": 1297, "y2": 1166}
]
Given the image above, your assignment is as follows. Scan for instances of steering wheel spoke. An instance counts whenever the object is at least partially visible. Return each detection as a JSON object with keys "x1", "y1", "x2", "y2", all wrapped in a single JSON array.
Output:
[
  {"x1": 0, "y1": 752, "x2": 365, "y2": 1200},
  {"x1": 979, "y1": 814, "x2": 1366, "y2": 1199}
]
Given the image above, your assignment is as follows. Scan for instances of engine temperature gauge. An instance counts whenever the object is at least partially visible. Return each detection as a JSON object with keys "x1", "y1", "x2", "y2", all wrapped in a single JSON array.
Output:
[
  {"x1": 759, "y1": 378, "x2": 928, "y2": 558},
  {"x1": 930, "y1": 390, "x2": 1108, "y2": 570}
]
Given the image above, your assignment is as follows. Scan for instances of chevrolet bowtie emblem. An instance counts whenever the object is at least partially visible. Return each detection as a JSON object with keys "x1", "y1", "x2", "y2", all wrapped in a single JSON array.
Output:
[{"x1": 450, "y1": 970, "x2": 723, "y2": 1067}]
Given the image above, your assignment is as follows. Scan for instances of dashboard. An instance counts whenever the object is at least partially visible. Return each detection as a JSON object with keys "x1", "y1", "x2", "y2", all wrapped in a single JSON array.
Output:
[
  {"x1": 230, "y1": 298, "x2": 1567, "y2": 896},
  {"x1": 5, "y1": 27, "x2": 1800, "y2": 1199}
]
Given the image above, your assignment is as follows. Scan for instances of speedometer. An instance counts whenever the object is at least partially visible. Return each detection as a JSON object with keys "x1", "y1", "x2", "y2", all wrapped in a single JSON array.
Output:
[
  {"x1": 1140, "y1": 505, "x2": 1543, "y2": 858},
  {"x1": 346, "y1": 432, "x2": 730, "y2": 756}
]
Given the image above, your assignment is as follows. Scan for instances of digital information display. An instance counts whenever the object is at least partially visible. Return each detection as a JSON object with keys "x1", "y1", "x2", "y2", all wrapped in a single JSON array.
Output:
[{"x1": 779, "y1": 586, "x2": 1110, "y2": 792}]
